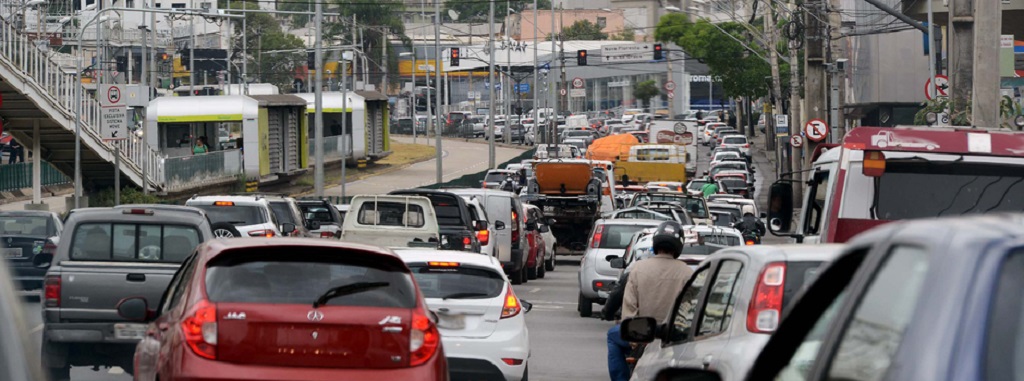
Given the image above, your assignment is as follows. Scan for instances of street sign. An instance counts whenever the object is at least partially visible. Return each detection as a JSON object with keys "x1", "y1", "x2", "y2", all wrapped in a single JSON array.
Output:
[
  {"x1": 569, "y1": 88, "x2": 586, "y2": 97},
  {"x1": 100, "y1": 84, "x2": 124, "y2": 107},
  {"x1": 514, "y1": 83, "x2": 531, "y2": 93},
  {"x1": 804, "y1": 119, "x2": 829, "y2": 142},
  {"x1": 559, "y1": 88, "x2": 567, "y2": 97},
  {"x1": 775, "y1": 114, "x2": 790, "y2": 136},
  {"x1": 667, "y1": 91, "x2": 675, "y2": 99},
  {"x1": 790, "y1": 134, "x2": 804, "y2": 148},
  {"x1": 673, "y1": 122, "x2": 686, "y2": 134},
  {"x1": 664, "y1": 81, "x2": 676, "y2": 91},
  {"x1": 572, "y1": 77, "x2": 584, "y2": 88},
  {"x1": 924, "y1": 74, "x2": 949, "y2": 100},
  {"x1": 601, "y1": 43, "x2": 655, "y2": 63},
  {"x1": 101, "y1": 106, "x2": 128, "y2": 141}
]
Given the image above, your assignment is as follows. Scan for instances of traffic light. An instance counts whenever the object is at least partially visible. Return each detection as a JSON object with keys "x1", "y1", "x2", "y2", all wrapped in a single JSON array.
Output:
[
  {"x1": 450, "y1": 47, "x2": 460, "y2": 67},
  {"x1": 307, "y1": 51, "x2": 315, "y2": 68},
  {"x1": 653, "y1": 44, "x2": 663, "y2": 60},
  {"x1": 577, "y1": 49, "x2": 587, "y2": 66},
  {"x1": 159, "y1": 53, "x2": 170, "y2": 62}
]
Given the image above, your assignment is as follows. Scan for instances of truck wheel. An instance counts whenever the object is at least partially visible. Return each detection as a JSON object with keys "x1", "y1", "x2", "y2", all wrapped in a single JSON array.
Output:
[{"x1": 578, "y1": 293, "x2": 593, "y2": 317}]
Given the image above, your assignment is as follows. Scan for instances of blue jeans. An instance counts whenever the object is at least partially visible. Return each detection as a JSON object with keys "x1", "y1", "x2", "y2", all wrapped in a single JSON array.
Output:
[{"x1": 607, "y1": 324, "x2": 631, "y2": 381}]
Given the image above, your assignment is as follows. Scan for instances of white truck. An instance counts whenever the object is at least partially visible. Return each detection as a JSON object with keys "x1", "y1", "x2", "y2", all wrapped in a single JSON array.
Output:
[{"x1": 341, "y1": 195, "x2": 440, "y2": 248}]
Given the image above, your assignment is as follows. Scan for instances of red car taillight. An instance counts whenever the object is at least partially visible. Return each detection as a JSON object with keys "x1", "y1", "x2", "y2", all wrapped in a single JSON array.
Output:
[
  {"x1": 248, "y1": 230, "x2": 275, "y2": 237},
  {"x1": 743, "y1": 144, "x2": 750, "y2": 148},
  {"x1": 500, "y1": 284, "x2": 522, "y2": 319},
  {"x1": 747, "y1": 263, "x2": 785, "y2": 333},
  {"x1": 320, "y1": 231, "x2": 334, "y2": 238},
  {"x1": 477, "y1": 230, "x2": 490, "y2": 246},
  {"x1": 182, "y1": 300, "x2": 218, "y2": 360},
  {"x1": 44, "y1": 276, "x2": 60, "y2": 307},
  {"x1": 410, "y1": 310, "x2": 440, "y2": 366},
  {"x1": 511, "y1": 211, "x2": 520, "y2": 243},
  {"x1": 590, "y1": 225, "x2": 604, "y2": 248}
]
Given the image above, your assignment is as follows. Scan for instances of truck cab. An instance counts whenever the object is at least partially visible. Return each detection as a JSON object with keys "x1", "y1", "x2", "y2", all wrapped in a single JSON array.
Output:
[{"x1": 768, "y1": 126, "x2": 1024, "y2": 244}]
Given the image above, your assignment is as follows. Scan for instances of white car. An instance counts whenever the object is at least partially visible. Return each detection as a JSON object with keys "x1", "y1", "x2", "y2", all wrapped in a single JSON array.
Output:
[
  {"x1": 395, "y1": 250, "x2": 532, "y2": 381},
  {"x1": 462, "y1": 196, "x2": 497, "y2": 257},
  {"x1": 186, "y1": 195, "x2": 283, "y2": 238},
  {"x1": 710, "y1": 151, "x2": 743, "y2": 167},
  {"x1": 720, "y1": 134, "x2": 751, "y2": 157}
]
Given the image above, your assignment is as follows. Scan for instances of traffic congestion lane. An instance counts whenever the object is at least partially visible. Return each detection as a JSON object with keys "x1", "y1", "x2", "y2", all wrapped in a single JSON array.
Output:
[
  {"x1": 513, "y1": 259, "x2": 612, "y2": 381},
  {"x1": 326, "y1": 136, "x2": 527, "y2": 196}
]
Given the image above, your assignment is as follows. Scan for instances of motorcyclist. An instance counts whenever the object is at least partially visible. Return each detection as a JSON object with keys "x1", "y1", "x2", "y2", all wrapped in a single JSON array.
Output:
[
  {"x1": 607, "y1": 221, "x2": 694, "y2": 381},
  {"x1": 700, "y1": 178, "x2": 719, "y2": 198},
  {"x1": 733, "y1": 205, "x2": 766, "y2": 240}
]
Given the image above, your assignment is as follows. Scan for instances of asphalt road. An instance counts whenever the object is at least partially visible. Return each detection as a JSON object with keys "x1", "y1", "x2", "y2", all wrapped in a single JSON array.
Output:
[{"x1": 325, "y1": 136, "x2": 528, "y2": 196}]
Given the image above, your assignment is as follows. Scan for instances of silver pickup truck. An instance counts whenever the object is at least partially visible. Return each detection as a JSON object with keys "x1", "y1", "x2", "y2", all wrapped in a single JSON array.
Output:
[{"x1": 40, "y1": 205, "x2": 213, "y2": 381}]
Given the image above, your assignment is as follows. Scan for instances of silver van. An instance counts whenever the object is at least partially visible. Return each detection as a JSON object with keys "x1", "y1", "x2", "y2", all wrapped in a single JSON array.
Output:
[{"x1": 443, "y1": 189, "x2": 528, "y2": 284}]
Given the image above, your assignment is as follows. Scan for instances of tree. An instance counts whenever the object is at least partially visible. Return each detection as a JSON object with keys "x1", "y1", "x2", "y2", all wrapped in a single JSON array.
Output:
[
  {"x1": 610, "y1": 27, "x2": 636, "y2": 41},
  {"x1": 634, "y1": 80, "x2": 661, "y2": 111},
  {"x1": 559, "y1": 19, "x2": 608, "y2": 41},
  {"x1": 326, "y1": 0, "x2": 407, "y2": 90},
  {"x1": 228, "y1": 1, "x2": 306, "y2": 91},
  {"x1": 445, "y1": 0, "x2": 552, "y2": 22}
]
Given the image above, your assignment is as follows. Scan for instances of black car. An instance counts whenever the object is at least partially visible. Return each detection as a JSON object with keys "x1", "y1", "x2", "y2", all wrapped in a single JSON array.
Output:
[
  {"x1": 297, "y1": 199, "x2": 344, "y2": 238},
  {"x1": 389, "y1": 189, "x2": 484, "y2": 252},
  {"x1": 0, "y1": 211, "x2": 62, "y2": 290}
]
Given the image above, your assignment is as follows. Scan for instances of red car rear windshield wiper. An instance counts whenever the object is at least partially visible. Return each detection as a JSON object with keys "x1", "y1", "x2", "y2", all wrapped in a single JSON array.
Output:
[{"x1": 312, "y1": 282, "x2": 390, "y2": 308}]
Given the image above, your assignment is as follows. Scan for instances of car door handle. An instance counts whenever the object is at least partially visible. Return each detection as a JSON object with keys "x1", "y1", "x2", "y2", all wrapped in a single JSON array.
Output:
[
  {"x1": 702, "y1": 355, "x2": 713, "y2": 369},
  {"x1": 126, "y1": 273, "x2": 146, "y2": 282}
]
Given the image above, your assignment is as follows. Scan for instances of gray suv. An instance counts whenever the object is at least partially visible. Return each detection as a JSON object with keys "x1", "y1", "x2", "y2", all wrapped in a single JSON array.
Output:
[{"x1": 40, "y1": 205, "x2": 213, "y2": 380}]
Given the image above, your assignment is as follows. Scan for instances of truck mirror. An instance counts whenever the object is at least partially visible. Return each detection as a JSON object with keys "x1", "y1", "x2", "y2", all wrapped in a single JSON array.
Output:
[{"x1": 767, "y1": 182, "x2": 794, "y2": 234}]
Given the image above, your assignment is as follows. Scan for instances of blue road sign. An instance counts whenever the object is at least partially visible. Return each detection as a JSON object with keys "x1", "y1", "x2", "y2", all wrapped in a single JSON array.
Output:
[{"x1": 515, "y1": 83, "x2": 531, "y2": 93}]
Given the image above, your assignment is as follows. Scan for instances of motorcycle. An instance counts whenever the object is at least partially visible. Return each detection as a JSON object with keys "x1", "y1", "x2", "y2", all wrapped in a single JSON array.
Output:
[{"x1": 742, "y1": 230, "x2": 762, "y2": 245}]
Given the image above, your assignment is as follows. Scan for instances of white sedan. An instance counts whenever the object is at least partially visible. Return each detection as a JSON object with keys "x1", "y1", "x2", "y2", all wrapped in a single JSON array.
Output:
[{"x1": 395, "y1": 250, "x2": 532, "y2": 381}]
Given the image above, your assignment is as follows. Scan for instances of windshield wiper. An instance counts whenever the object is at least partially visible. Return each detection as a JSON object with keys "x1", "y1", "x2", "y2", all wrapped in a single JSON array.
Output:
[
  {"x1": 439, "y1": 292, "x2": 491, "y2": 299},
  {"x1": 312, "y1": 282, "x2": 390, "y2": 308}
]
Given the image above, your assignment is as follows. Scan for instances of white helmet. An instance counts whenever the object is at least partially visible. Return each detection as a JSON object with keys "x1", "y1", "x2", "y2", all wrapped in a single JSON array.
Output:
[{"x1": 741, "y1": 205, "x2": 756, "y2": 217}]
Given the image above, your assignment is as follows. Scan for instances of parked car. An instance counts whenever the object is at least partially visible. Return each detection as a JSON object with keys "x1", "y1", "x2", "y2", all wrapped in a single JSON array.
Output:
[
  {"x1": 389, "y1": 189, "x2": 483, "y2": 253},
  {"x1": 186, "y1": 195, "x2": 283, "y2": 238},
  {"x1": 444, "y1": 189, "x2": 529, "y2": 284},
  {"x1": 122, "y1": 238, "x2": 448, "y2": 381},
  {"x1": 296, "y1": 199, "x2": 344, "y2": 238},
  {"x1": 638, "y1": 214, "x2": 1024, "y2": 381},
  {"x1": 41, "y1": 205, "x2": 214, "y2": 380},
  {"x1": 0, "y1": 210, "x2": 62, "y2": 290},
  {"x1": 578, "y1": 219, "x2": 665, "y2": 317},
  {"x1": 621, "y1": 244, "x2": 844, "y2": 381},
  {"x1": 396, "y1": 249, "x2": 531, "y2": 381}
]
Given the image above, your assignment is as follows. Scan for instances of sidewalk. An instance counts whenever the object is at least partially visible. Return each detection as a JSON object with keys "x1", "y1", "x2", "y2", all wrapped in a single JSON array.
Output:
[{"x1": 0, "y1": 192, "x2": 73, "y2": 214}]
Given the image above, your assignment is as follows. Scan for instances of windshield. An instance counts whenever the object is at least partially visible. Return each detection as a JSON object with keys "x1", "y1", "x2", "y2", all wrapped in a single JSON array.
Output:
[
  {"x1": 299, "y1": 204, "x2": 336, "y2": 224},
  {"x1": 0, "y1": 216, "x2": 55, "y2": 236},
  {"x1": 598, "y1": 224, "x2": 655, "y2": 249},
  {"x1": 724, "y1": 137, "x2": 747, "y2": 144},
  {"x1": 269, "y1": 202, "x2": 298, "y2": 225},
  {"x1": 632, "y1": 195, "x2": 708, "y2": 218},
  {"x1": 195, "y1": 205, "x2": 267, "y2": 226},
  {"x1": 721, "y1": 179, "x2": 748, "y2": 190},
  {"x1": 485, "y1": 172, "x2": 510, "y2": 183},
  {"x1": 843, "y1": 160, "x2": 1024, "y2": 220},
  {"x1": 408, "y1": 264, "x2": 505, "y2": 299}
]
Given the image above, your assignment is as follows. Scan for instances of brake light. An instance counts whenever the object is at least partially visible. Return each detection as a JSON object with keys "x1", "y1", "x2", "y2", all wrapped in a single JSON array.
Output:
[
  {"x1": 247, "y1": 230, "x2": 275, "y2": 237},
  {"x1": 122, "y1": 208, "x2": 153, "y2": 215},
  {"x1": 463, "y1": 236, "x2": 472, "y2": 246},
  {"x1": 410, "y1": 310, "x2": 440, "y2": 366},
  {"x1": 743, "y1": 144, "x2": 750, "y2": 148},
  {"x1": 500, "y1": 284, "x2": 521, "y2": 319},
  {"x1": 213, "y1": 201, "x2": 234, "y2": 206},
  {"x1": 182, "y1": 300, "x2": 217, "y2": 359},
  {"x1": 745, "y1": 239, "x2": 756, "y2": 245},
  {"x1": 747, "y1": 263, "x2": 785, "y2": 333},
  {"x1": 319, "y1": 231, "x2": 334, "y2": 238},
  {"x1": 863, "y1": 150, "x2": 886, "y2": 177},
  {"x1": 511, "y1": 211, "x2": 520, "y2": 243},
  {"x1": 427, "y1": 261, "x2": 460, "y2": 267},
  {"x1": 44, "y1": 276, "x2": 60, "y2": 307},
  {"x1": 477, "y1": 229, "x2": 490, "y2": 246},
  {"x1": 591, "y1": 225, "x2": 604, "y2": 248},
  {"x1": 502, "y1": 358, "x2": 525, "y2": 366}
]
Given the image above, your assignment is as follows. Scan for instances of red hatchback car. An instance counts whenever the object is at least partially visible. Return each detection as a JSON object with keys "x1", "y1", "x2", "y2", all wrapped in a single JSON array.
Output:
[{"x1": 116, "y1": 238, "x2": 448, "y2": 381}]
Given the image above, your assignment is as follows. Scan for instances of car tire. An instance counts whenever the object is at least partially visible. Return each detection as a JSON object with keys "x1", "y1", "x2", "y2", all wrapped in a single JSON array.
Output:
[
  {"x1": 510, "y1": 268, "x2": 524, "y2": 285},
  {"x1": 578, "y1": 292, "x2": 593, "y2": 317},
  {"x1": 527, "y1": 266, "x2": 538, "y2": 280},
  {"x1": 46, "y1": 366, "x2": 70, "y2": 381},
  {"x1": 545, "y1": 254, "x2": 556, "y2": 271},
  {"x1": 537, "y1": 261, "x2": 546, "y2": 278},
  {"x1": 521, "y1": 267, "x2": 529, "y2": 283},
  {"x1": 521, "y1": 364, "x2": 529, "y2": 381},
  {"x1": 210, "y1": 223, "x2": 241, "y2": 238}
]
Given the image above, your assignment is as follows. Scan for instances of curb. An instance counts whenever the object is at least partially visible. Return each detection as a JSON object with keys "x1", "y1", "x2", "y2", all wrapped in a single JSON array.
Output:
[{"x1": 392, "y1": 134, "x2": 531, "y2": 150}]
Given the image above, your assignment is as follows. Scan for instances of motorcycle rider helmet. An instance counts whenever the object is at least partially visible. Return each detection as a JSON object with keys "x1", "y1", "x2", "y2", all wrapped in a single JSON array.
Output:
[
  {"x1": 741, "y1": 204, "x2": 756, "y2": 217},
  {"x1": 651, "y1": 221, "x2": 684, "y2": 258}
]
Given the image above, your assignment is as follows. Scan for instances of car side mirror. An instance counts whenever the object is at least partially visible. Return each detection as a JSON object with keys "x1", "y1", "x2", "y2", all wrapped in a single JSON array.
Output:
[
  {"x1": 116, "y1": 297, "x2": 152, "y2": 322},
  {"x1": 520, "y1": 299, "x2": 533, "y2": 313},
  {"x1": 767, "y1": 181, "x2": 795, "y2": 235},
  {"x1": 654, "y1": 368, "x2": 724, "y2": 381},
  {"x1": 495, "y1": 220, "x2": 506, "y2": 230},
  {"x1": 280, "y1": 223, "x2": 296, "y2": 236},
  {"x1": 620, "y1": 317, "x2": 658, "y2": 343},
  {"x1": 33, "y1": 253, "x2": 53, "y2": 269},
  {"x1": 539, "y1": 224, "x2": 550, "y2": 233},
  {"x1": 609, "y1": 257, "x2": 625, "y2": 269}
]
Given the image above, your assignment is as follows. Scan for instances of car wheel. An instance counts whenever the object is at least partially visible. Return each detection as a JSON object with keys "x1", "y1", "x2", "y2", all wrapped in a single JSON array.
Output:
[
  {"x1": 210, "y1": 223, "x2": 241, "y2": 238},
  {"x1": 527, "y1": 266, "x2": 538, "y2": 280},
  {"x1": 521, "y1": 267, "x2": 529, "y2": 283},
  {"x1": 537, "y1": 261, "x2": 546, "y2": 278},
  {"x1": 545, "y1": 254, "x2": 556, "y2": 271},
  {"x1": 578, "y1": 292, "x2": 593, "y2": 317},
  {"x1": 521, "y1": 364, "x2": 528, "y2": 381},
  {"x1": 510, "y1": 268, "x2": 524, "y2": 285},
  {"x1": 46, "y1": 366, "x2": 70, "y2": 381}
]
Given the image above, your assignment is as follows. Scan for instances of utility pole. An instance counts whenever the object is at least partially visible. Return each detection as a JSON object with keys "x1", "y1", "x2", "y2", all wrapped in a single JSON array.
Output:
[
  {"x1": 765, "y1": 3, "x2": 788, "y2": 175},
  {"x1": 340, "y1": 53, "x2": 348, "y2": 200},
  {"x1": 558, "y1": 5, "x2": 566, "y2": 115},
  {"x1": 548, "y1": 3, "x2": 557, "y2": 145},
  {"x1": 828, "y1": 0, "x2": 845, "y2": 137},
  {"x1": 434, "y1": 0, "x2": 443, "y2": 184},
  {"x1": 947, "y1": 0, "x2": 972, "y2": 124},
  {"x1": 488, "y1": 0, "x2": 496, "y2": 168},
  {"x1": 532, "y1": 0, "x2": 539, "y2": 145},
  {"x1": 382, "y1": 28, "x2": 388, "y2": 95},
  {"x1": 971, "y1": 0, "x2": 1001, "y2": 127},
  {"x1": 803, "y1": 0, "x2": 827, "y2": 157},
  {"x1": 789, "y1": 0, "x2": 803, "y2": 202},
  {"x1": 313, "y1": 0, "x2": 324, "y2": 196}
]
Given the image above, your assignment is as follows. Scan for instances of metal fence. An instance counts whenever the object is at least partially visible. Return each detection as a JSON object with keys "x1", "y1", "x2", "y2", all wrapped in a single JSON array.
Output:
[
  {"x1": 0, "y1": 161, "x2": 72, "y2": 192},
  {"x1": 160, "y1": 150, "x2": 242, "y2": 192}
]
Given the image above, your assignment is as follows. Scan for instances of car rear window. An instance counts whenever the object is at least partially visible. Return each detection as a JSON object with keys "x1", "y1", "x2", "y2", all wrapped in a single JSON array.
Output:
[
  {"x1": 724, "y1": 137, "x2": 747, "y2": 144},
  {"x1": 300, "y1": 204, "x2": 336, "y2": 224},
  {"x1": 485, "y1": 172, "x2": 510, "y2": 183},
  {"x1": 357, "y1": 202, "x2": 425, "y2": 227},
  {"x1": 783, "y1": 261, "x2": 825, "y2": 310},
  {"x1": 269, "y1": 202, "x2": 298, "y2": 225},
  {"x1": 70, "y1": 222, "x2": 200, "y2": 263},
  {"x1": 699, "y1": 233, "x2": 741, "y2": 246},
  {"x1": 721, "y1": 179, "x2": 747, "y2": 189},
  {"x1": 205, "y1": 251, "x2": 416, "y2": 308},
  {"x1": 598, "y1": 224, "x2": 652, "y2": 249},
  {"x1": 419, "y1": 195, "x2": 465, "y2": 227},
  {"x1": 408, "y1": 264, "x2": 505, "y2": 299},
  {"x1": 0, "y1": 216, "x2": 54, "y2": 236},
  {"x1": 194, "y1": 205, "x2": 267, "y2": 226}
]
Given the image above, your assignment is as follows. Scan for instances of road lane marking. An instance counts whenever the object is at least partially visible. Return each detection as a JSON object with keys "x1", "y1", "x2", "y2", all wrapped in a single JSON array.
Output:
[
  {"x1": 30, "y1": 324, "x2": 43, "y2": 334},
  {"x1": 529, "y1": 287, "x2": 541, "y2": 293},
  {"x1": 108, "y1": 367, "x2": 125, "y2": 374}
]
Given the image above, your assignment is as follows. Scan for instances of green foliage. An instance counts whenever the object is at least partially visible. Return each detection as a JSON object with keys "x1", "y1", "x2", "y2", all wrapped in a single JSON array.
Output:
[
  {"x1": 326, "y1": 0, "x2": 407, "y2": 88},
  {"x1": 229, "y1": 1, "x2": 306, "y2": 91},
  {"x1": 634, "y1": 80, "x2": 661, "y2": 110},
  {"x1": 914, "y1": 96, "x2": 1022, "y2": 129},
  {"x1": 655, "y1": 13, "x2": 771, "y2": 100},
  {"x1": 277, "y1": 0, "x2": 315, "y2": 27},
  {"x1": 444, "y1": 0, "x2": 552, "y2": 22},
  {"x1": 558, "y1": 19, "x2": 608, "y2": 41},
  {"x1": 611, "y1": 27, "x2": 637, "y2": 41},
  {"x1": 90, "y1": 187, "x2": 163, "y2": 208}
]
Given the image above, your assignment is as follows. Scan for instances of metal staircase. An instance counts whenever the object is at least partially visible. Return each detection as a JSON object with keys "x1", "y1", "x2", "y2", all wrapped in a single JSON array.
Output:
[{"x1": 0, "y1": 15, "x2": 160, "y2": 191}]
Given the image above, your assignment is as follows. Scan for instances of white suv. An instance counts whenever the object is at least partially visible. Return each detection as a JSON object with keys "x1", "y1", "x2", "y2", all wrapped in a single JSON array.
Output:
[
  {"x1": 720, "y1": 134, "x2": 751, "y2": 157},
  {"x1": 396, "y1": 249, "x2": 532, "y2": 381},
  {"x1": 185, "y1": 195, "x2": 284, "y2": 238}
]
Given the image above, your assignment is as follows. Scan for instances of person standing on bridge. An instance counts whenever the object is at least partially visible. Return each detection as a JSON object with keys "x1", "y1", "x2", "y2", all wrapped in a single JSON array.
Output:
[{"x1": 192, "y1": 136, "x2": 208, "y2": 155}]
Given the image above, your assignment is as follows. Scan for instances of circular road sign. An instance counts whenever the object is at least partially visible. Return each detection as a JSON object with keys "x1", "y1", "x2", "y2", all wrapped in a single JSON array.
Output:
[
  {"x1": 790, "y1": 134, "x2": 804, "y2": 148},
  {"x1": 559, "y1": 88, "x2": 567, "y2": 96},
  {"x1": 667, "y1": 91, "x2": 675, "y2": 99},
  {"x1": 804, "y1": 119, "x2": 829, "y2": 142},
  {"x1": 925, "y1": 75, "x2": 949, "y2": 100},
  {"x1": 673, "y1": 122, "x2": 686, "y2": 134},
  {"x1": 664, "y1": 81, "x2": 676, "y2": 91},
  {"x1": 106, "y1": 86, "x2": 121, "y2": 104},
  {"x1": 572, "y1": 77, "x2": 584, "y2": 89}
]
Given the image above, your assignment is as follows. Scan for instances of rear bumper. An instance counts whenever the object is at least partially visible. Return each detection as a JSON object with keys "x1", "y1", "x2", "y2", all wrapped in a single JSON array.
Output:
[
  {"x1": 44, "y1": 323, "x2": 143, "y2": 344},
  {"x1": 443, "y1": 323, "x2": 528, "y2": 381},
  {"x1": 170, "y1": 351, "x2": 447, "y2": 381},
  {"x1": 580, "y1": 271, "x2": 617, "y2": 300}
]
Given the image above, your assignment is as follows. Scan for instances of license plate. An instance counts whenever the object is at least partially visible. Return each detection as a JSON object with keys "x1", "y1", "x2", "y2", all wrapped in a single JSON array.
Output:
[
  {"x1": 1, "y1": 248, "x2": 23, "y2": 259},
  {"x1": 114, "y1": 323, "x2": 147, "y2": 340},
  {"x1": 436, "y1": 313, "x2": 466, "y2": 330}
]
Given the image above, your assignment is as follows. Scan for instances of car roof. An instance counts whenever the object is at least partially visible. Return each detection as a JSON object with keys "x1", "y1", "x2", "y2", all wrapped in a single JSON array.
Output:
[
  {"x1": 67, "y1": 204, "x2": 208, "y2": 222},
  {"x1": 596, "y1": 218, "x2": 665, "y2": 226},
  {"x1": 189, "y1": 195, "x2": 271, "y2": 204},
  {"x1": 393, "y1": 249, "x2": 502, "y2": 270},
  {"x1": 707, "y1": 202, "x2": 742, "y2": 209},
  {"x1": 198, "y1": 237, "x2": 403, "y2": 263},
  {"x1": 713, "y1": 244, "x2": 846, "y2": 264},
  {"x1": 688, "y1": 225, "x2": 743, "y2": 236},
  {"x1": 443, "y1": 188, "x2": 517, "y2": 198},
  {"x1": 0, "y1": 210, "x2": 58, "y2": 218}
]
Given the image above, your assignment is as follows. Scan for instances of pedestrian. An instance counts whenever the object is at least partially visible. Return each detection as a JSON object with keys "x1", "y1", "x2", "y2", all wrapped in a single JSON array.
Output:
[
  {"x1": 192, "y1": 136, "x2": 208, "y2": 155},
  {"x1": 700, "y1": 179, "x2": 719, "y2": 198},
  {"x1": 7, "y1": 139, "x2": 24, "y2": 164},
  {"x1": 607, "y1": 221, "x2": 694, "y2": 381}
]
